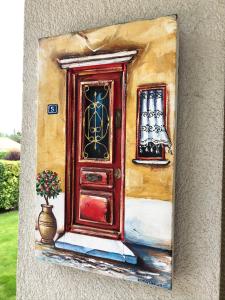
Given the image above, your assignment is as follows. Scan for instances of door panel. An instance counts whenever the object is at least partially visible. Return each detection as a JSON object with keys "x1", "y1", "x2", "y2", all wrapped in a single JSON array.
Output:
[
  {"x1": 79, "y1": 190, "x2": 113, "y2": 225},
  {"x1": 66, "y1": 66, "x2": 125, "y2": 240}
]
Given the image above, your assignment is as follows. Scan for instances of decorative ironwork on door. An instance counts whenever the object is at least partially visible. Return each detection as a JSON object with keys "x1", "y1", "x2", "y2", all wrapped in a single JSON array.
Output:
[{"x1": 81, "y1": 83, "x2": 111, "y2": 161}]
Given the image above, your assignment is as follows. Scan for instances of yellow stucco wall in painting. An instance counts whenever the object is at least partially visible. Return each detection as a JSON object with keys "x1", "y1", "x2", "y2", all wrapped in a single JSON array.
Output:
[{"x1": 37, "y1": 16, "x2": 177, "y2": 201}]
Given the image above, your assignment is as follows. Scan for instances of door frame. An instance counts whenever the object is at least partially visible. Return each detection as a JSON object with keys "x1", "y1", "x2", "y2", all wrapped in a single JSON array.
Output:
[{"x1": 65, "y1": 63, "x2": 127, "y2": 240}]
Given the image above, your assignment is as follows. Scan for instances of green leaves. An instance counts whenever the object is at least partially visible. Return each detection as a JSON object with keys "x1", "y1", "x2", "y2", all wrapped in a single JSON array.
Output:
[
  {"x1": 0, "y1": 160, "x2": 20, "y2": 211},
  {"x1": 36, "y1": 169, "x2": 62, "y2": 202}
]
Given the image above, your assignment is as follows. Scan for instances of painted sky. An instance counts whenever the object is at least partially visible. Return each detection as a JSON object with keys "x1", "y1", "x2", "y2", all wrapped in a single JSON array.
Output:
[{"x1": 0, "y1": 1, "x2": 24, "y2": 134}]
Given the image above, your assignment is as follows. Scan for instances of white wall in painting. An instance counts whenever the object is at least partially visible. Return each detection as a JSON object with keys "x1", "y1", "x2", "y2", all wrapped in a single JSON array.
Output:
[{"x1": 125, "y1": 197, "x2": 172, "y2": 250}]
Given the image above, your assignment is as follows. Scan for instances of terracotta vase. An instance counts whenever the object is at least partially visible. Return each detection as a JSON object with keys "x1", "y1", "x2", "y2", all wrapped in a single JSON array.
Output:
[{"x1": 38, "y1": 204, "x2": 57, "y2": 245}]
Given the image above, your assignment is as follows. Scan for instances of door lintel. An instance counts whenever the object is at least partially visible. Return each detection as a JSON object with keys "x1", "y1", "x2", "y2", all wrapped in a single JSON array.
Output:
[{"x1": 57, "y1": 50, "x2": 137, "y2": 69}]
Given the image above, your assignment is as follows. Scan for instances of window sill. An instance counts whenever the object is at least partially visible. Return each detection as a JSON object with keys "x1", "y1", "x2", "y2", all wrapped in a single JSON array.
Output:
[{"x1": 132, "y1": 159, "x2": 170, "y2": 165}]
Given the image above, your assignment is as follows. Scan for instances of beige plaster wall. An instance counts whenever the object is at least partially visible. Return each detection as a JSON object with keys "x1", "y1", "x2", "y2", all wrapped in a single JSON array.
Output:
[{"x1": 17, "y1": 0, "x2": 225, "y2": 299}]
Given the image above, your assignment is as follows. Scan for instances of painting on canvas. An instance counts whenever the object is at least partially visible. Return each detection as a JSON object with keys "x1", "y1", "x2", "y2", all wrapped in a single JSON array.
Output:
[{"x1": 36, "y1": 16, "x2": 178, "y2": 289}]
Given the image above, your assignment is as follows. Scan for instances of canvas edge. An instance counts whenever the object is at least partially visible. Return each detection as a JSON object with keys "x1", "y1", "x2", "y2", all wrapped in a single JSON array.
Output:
[
  {"x1": 170, "y1": 15, "x2": 179, "y2": 290},
  {"x1": 38, "y1": 14, "x2": 178, "y2": 43},
  {"x1": 219, "y1": 51, "x2": 225, "y2": 300}
]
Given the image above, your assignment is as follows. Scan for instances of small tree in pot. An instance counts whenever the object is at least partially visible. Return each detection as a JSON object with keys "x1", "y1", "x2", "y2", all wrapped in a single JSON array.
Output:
[{"x1": 36, "y1": 170, "x2": 61, "y2": 245}]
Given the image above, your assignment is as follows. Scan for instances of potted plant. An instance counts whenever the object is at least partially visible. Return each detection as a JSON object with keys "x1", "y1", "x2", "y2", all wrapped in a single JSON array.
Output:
[{"x1": 36, "y1": 170, "x2": 61, "y2": 245}]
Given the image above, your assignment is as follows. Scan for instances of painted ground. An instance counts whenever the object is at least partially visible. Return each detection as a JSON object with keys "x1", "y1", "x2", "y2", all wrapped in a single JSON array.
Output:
[{"x1": 36, "y1": 242, "x2": 172, "y2": 289}]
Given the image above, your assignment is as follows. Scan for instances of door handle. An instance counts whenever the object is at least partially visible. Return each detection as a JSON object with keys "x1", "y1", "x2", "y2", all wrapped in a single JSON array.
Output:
[
  {"x1": 114, "y1": 168, "x2": 121, "y2": 179},
  {"x1": 115, "y1": 109, "x2": 122, "y2": 128}
]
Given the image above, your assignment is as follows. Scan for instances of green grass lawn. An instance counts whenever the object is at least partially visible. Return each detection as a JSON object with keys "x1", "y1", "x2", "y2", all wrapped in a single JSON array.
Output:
[{"x1": 0, "y1": 211, "x2": 18, "y2": 300}]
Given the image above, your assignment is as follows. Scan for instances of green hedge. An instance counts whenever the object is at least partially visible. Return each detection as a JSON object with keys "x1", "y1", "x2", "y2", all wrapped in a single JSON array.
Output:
[
  {"x1": 0, "y1": 160, "x2": 20, "y2": 211},
  {"x1": 0, "y1": 152, "x2": 7, "y2": 159}
]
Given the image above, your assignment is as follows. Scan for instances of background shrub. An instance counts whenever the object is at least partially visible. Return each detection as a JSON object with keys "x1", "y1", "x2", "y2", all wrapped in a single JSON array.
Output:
[
  {"x1": 0, "y1": 151, "x2": 7, "y2": 159},
  {"x1": 0, "y1": 160, "x2": 20, "y2": 211},
  {"x1": 4, "y1": 150, "x2": 20, "y2": 161}
]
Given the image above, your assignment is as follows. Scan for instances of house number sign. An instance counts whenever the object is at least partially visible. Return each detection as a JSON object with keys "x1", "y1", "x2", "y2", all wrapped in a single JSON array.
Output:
[{"x1": 47, "y1": 104, "x2": 58, "y2": 114}]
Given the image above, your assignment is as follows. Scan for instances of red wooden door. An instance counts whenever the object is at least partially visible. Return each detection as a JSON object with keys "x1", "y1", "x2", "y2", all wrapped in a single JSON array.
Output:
[{"x1": 66, "y1": 64, "x2": 126, "y2": 240}]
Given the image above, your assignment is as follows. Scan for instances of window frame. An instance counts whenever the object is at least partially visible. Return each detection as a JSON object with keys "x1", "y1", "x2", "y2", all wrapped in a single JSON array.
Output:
[{"x1": 135, "y1": 83, "x2": 167, "y2": 161}]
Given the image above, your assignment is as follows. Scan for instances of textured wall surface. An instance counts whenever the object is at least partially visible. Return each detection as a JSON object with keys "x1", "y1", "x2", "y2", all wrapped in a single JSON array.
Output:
[{"x1": 17, "y1": 1, "x2": 225, "y2": 299}]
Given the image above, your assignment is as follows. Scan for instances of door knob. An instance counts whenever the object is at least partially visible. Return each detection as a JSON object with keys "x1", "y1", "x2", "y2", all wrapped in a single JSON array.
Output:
[
  {"x1": 114, "y1": 168, "x2": 121, "y2": 179},
  {"x1": 115, "y1": 109, "x2": 122, "y2": 128}
]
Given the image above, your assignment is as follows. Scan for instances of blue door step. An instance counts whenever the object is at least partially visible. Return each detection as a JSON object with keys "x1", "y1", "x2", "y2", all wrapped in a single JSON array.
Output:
[{"x1": 55, "y1": 232, "x2": 137, "y2": 265}]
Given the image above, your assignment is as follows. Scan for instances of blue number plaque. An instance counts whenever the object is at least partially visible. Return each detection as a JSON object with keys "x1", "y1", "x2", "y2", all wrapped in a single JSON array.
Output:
[{"x1": 47, "y1": 104, "x2": 58, "y2": 114}]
